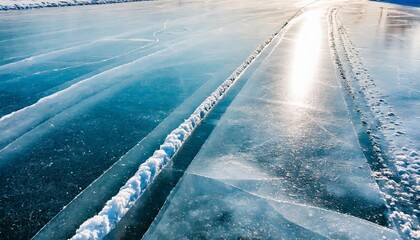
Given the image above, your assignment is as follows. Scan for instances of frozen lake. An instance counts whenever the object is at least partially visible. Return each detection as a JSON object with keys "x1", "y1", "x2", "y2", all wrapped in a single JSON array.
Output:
[
  {"x1": 0, "y1": 0, "x2": 418, "y2": 239},
  {"x1": 0, "y1": 0, "x2": 313, "y2": 238}
]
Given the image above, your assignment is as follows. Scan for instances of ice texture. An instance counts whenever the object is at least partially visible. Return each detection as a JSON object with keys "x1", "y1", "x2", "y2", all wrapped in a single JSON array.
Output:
[
  {"x1": 145, "y1": 174, "x2": 399, "y2": 240},
  {"x1": 143, "y1": 7, "x2": 400, "y2": 240},
  {"x1": 0, "y1": 0, "x2": 418, "y2": 239},
  {"x1": 0, "y1": 0, "x2": 313, "y2": 239},
  {"x1": 329, "y1": 2, "x2": 419, "y2": 238},
  {"x1": 69, "y1": 7, "x2": 300, "y2": 240},
  {"x1": 0, "y1": 0, "x2": 316, "y2": 239}
]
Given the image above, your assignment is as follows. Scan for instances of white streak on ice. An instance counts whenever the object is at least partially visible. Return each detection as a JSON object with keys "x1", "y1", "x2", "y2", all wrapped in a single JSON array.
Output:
[
  {"x1": 0, "y1": 0, "x2": 146, "y2": 11},
  {"x1": 0, "y1": 48, "x2": 165, "y2": 153},
  {"x1": 0, "y1": 27, "x2": 157, "y2": 71}
]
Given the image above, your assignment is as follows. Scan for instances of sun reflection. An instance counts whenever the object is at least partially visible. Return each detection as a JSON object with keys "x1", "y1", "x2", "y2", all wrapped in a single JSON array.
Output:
[{"x1": 289, "y1": 10, "x2": 322, "y2": 104}]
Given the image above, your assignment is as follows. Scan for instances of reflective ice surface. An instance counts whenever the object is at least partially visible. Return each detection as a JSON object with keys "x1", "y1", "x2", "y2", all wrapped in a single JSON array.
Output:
[
  {"x1": 0, "y1": 0, "x2": 315, "y2": 239},
  {"x1": 143, "y1": 7, "x2": 400, "y2": 240},
  {"x1": 341, "y1": 0, "x2": 420, "y2": 144},
  {"x1": 1, "y1": 0, "x2": 418, "y2": 239},
  {"x1": 337, "y1": 2, "x2": 419, "y2": 237}
]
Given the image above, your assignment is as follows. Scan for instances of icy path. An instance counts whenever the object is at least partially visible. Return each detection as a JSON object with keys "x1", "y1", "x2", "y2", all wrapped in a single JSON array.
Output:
[
  {"x1": 330, "y1": 1, "x2": 420, "y2": 238},
  {"x1": 143, "y1": 6, "x2": 401, "y2": 240}
]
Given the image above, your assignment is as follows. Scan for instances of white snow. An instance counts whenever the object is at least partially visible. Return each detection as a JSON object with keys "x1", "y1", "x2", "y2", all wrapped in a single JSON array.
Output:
[
  {"x1": 0, "y1": 48, "x2": 164, "y2": 153},
  {"x1": 0, "y1": 0, "x2": 146, "y2": 10}
]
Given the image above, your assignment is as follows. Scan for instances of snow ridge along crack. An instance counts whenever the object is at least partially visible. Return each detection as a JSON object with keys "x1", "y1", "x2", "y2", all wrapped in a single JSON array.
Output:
[{"x1": 328, "y1": 7, "x2": 419, "y2": 240}]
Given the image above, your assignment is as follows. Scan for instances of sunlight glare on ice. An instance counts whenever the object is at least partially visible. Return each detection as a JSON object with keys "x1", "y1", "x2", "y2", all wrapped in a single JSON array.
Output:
[{"x1": 289, "y1": 10, "x2": 322, "y2": 104}]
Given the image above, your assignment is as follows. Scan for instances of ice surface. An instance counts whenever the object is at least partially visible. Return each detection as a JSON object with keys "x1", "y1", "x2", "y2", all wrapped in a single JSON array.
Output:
[
  {"x1": 144, "y1": 7, "x2": 400, "y2": 240},
  {"x1": 340, "y1": 1, "x2": 420, "y2": 144},
  {"x1": 1, "y1": 0, "x2": 418, "y2": 239},
  {"x1": 145, "y1": 174, "x2": 399, "y2": 240},
  {"x1": 0, "y1": 0, "x2": 314, "y2": 239},
  {"x1": 330, "y1": 2, "x2": 419, "y2": 238},
  {"x1": 69, "y1": 5, "x2": 303, "y2": 240}
]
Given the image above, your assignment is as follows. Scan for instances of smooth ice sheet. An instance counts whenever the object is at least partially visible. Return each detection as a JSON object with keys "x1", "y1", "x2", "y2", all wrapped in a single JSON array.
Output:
[{"x1": 144, "y1": 7, "x2": 400, "y2": 239}]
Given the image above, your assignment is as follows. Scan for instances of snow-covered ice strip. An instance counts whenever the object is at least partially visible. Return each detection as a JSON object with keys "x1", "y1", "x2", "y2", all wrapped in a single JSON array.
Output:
[
  {"x1": 328, "y1": 7, "x2": 419, "y2": 239},
  {"x1": 0, "y1": 0, "x2": 147, "y2": 11},
  {"x1": 69, "y1": 11, "x2": 302, "y2": 240}
]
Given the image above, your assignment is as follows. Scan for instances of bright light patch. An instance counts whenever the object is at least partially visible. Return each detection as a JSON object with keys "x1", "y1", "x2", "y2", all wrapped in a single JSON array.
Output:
[{"x1": 289, "y1": 10, "x2": 322, "y2": 104}]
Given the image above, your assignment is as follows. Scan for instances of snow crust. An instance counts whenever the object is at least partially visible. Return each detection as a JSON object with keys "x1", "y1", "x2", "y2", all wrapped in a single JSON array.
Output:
[{"x1": 0, "y1": 0, "x2": 146, "y2": 10}]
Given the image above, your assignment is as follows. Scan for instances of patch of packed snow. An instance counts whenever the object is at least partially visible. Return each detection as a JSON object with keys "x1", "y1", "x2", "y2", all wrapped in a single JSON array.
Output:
[{"x1": 0, "y1": 0, "x2": 147, "y2": 10}]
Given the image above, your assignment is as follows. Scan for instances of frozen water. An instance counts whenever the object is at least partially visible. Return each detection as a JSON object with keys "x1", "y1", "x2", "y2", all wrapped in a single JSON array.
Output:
[
  {"x1": 0, "y1": 0, "x2": 315, "y2": 239},
  {"x1": 145, "y1": 174, "x2": 399, "y2": 240},
  {"x1": 0, "y1": 0, "x2": 418, "y2": 239},
  {"x1": 340, "y1": 1, "x2": 420, "y2": 144},
  {"x1": 331, "y1": 2, "x2": 419, "y2": 238},
  {"x1": 143, "y1": 7, "x2": 401, "y2": 240}
]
